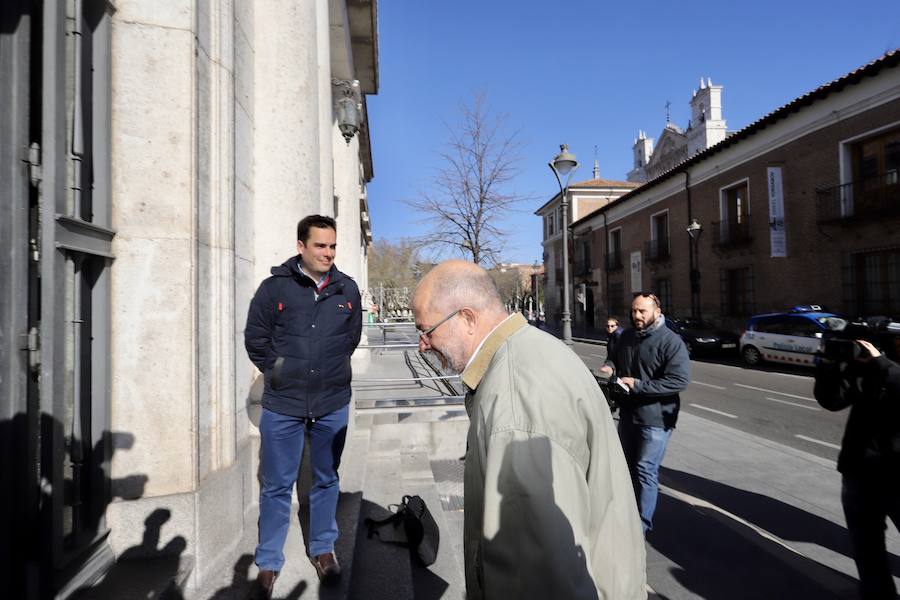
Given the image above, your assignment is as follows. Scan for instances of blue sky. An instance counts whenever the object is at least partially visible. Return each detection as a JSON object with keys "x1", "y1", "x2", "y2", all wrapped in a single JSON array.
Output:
[{"x1": 366, "y1": 1, "x2": 900, "y2": 264}]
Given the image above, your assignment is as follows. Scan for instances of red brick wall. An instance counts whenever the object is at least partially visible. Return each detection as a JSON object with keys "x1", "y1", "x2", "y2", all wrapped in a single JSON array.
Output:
[{"x1": 589, "y1": 97, "x2": 900, "y2": 330}]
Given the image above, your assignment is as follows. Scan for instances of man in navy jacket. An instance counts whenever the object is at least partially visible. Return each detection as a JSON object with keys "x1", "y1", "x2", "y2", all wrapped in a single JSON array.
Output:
[{"x1": 245, "y1": 215, "x2": 362, "y2": 596}]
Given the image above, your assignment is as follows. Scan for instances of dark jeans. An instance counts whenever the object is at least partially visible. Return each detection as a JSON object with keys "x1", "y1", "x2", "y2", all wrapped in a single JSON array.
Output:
[
  {"x1": 617, "y1": 412, "x2": 673, "y2": 534},
  {"x1": 255, "y1": 405, "x2": 349, "y2": 571},
  {"x1": 842, "y1": 474, "x2": 900, "y2": 599}
]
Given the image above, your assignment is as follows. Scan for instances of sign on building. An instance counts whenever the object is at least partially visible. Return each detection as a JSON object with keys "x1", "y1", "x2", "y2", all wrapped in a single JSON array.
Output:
[
  {"x1": 630, "y1": 251, "x2": 642, "y2": 292},
  {"x1": 768, "y1": 167, "x2": 787, "y2": 257}
]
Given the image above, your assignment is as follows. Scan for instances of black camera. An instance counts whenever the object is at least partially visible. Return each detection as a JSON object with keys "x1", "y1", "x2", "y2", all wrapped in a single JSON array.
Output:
[{"x1": 821, "y1": 316, "x2": 900, "y2": 362}]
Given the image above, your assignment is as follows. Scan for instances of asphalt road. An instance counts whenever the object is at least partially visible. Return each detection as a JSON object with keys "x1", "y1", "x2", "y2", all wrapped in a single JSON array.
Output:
[
  {"x1": 368, "y1": 324, "x2": 849, "y2": 462},
  {"x1": 571, "y1": 341, "x2": 848, "y2": 464}
]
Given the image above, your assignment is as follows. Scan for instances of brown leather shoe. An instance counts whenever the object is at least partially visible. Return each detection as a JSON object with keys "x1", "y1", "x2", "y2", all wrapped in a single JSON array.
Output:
[
  {"x1": 254, "y1": 569, "x2": 278, "y2": 600},
  {"x1": 311, "y1": 551, "x2": 341, "y2": 583}
]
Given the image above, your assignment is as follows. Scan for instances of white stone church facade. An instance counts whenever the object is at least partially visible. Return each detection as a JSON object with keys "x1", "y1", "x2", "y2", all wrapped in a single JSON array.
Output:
[{"x1": 627, "y1": 78, "x2": 728, "y2": 183}]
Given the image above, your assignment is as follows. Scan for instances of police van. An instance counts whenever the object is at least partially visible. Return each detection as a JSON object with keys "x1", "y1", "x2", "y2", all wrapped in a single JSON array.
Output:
[{"x1": 739, "y1": 306, "x2": 837, "y2": 367}]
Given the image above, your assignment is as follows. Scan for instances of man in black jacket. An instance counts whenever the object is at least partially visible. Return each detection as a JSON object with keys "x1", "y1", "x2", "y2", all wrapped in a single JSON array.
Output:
[
  {"x1": 245, "y1": 215, "x2": 362, "y2": 597},
  {"x1": 814, "y1": 338, "x2": 900, "y2": 599},
  {"x1": 600, "y1": 292, "x2": 690, "y2": 534}
]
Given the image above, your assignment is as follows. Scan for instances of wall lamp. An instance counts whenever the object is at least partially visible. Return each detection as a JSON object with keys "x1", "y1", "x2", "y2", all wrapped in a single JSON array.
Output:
[{"x1": 333, "y1": 79, "x2": 361, "y2": 145}]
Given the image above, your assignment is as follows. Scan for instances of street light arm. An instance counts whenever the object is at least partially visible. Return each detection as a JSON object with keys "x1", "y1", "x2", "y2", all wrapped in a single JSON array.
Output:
[{"x1": 549, "y1": 161, "x2": 564, "y2": 194}]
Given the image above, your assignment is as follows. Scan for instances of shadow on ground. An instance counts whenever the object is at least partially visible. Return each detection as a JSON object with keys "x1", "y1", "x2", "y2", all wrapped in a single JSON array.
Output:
[
  {"x1": 648, "y1": 467, "x2": 866, "y2": 598},
  {"x1": 348, "y1": 499, "x2": 449, "y2": 600}
]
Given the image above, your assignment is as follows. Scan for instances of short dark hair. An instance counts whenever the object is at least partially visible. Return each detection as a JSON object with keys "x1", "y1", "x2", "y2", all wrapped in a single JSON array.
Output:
[
  {"x1": 297, "y1": 215, "x2": 336, "y2": 243},
  {"x1": 632, "y1": 291, "x2": 661, "y2": 309}
]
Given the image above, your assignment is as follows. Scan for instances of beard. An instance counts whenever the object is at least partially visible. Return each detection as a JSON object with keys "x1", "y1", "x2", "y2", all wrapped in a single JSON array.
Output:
[
  {"x1": 633, "y1": 313, "x2": 658, "y2": 331},
  {"x1": 427, "y1": 344, "x2": 469, "y2": 374}
]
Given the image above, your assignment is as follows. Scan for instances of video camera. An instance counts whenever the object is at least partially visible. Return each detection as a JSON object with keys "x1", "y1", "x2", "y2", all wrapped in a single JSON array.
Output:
[{"x1": 821, "y1": 316, "x2": 900, "y2": 362}]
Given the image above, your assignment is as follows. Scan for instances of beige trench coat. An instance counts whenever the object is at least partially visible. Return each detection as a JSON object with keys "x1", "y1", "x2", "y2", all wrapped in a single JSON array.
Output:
[{"x1": 461, "y1": 314, "x2": 647, "y2": 600}]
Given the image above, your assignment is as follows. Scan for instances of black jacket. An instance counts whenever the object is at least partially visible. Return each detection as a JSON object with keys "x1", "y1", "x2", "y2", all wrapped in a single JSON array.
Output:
[
  {"x1": 245, "y1": 257, "x2": 362, "y2": 418},
  {"x1": 814, "y1": 355, "x2": 900, "y2": 477},
  {"x1": 604, "y1": 316, "x2": 691, "y2": 429}
]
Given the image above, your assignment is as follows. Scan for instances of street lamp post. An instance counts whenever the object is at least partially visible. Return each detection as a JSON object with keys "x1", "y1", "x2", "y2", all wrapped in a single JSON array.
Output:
[
  {"x1": 687, "y1": 218, "x2": 703, "y2": 320},
  {"x1": 549, "y1": 144, "x2": 578, "y2": 345}
]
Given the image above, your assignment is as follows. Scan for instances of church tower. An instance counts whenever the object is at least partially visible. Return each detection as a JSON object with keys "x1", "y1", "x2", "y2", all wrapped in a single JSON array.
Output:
[
  {"x1": 687, "y1": 77, "x2": 727, "y2": 156},
  {"x1": 627, "y1": 130, "x2": 654, "y2": 183}
]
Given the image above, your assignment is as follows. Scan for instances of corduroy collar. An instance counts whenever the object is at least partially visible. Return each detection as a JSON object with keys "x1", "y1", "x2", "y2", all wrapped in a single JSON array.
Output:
[{"x1": 461, "y1": 313, "x2": 528, "y2": 391}]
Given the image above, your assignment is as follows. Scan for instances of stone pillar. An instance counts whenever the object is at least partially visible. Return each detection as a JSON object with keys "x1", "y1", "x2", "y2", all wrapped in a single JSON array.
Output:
[{"x1": 253, "y1": 0, "x2": 322, "y2": 282}]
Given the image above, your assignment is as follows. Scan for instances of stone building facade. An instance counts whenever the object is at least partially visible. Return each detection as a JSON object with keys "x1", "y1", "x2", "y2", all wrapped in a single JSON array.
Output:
[{"x1": 0, "y1": 1, "x2": 377, "y2": 597}]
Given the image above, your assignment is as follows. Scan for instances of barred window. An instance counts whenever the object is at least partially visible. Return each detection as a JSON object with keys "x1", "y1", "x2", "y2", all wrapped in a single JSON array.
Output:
[
  {"x1": 653, "y1": 277, "x2": 672, "y2": 314},
  {"x1": 843, "y1": 248, "x2": 900, "y2": 316},
  {"x1": 608, "y1": 281, "x2": 625, "y2": 319},
  {"x1": 720, "y1": 266, "x2": 755, "y2": 316}
]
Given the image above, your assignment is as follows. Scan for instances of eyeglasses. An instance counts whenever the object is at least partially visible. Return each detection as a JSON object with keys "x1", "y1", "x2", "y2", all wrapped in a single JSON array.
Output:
[
  {"x1": 632, "y1": 291, "x2": 661, "y2": 309},
  {"x1": 417, "y1": 309, "x2": 461, "y2": 341}
]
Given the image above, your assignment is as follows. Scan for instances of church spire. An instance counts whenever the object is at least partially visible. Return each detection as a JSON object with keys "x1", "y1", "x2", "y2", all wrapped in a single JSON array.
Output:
[{"x1": 593, "y1": 145, "x2": 600, "y2": 179}]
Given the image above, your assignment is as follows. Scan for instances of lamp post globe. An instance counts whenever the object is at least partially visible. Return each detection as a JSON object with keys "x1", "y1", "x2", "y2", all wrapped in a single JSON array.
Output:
[{"x1": 549, "y1": 144, "x2": 578, "y2": 345}]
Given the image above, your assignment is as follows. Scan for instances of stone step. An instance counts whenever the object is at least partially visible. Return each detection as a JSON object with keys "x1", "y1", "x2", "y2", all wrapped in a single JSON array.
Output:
[
  {"x1": 347, "y1": 411, "x2": 466, "y2": 600},
  {"x1": 347, "y1": 413, "x2": 415, "y2": 600}
]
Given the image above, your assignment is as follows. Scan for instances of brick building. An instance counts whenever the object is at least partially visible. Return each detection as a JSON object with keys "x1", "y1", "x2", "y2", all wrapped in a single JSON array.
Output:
[{"x1": 565, "y1": 50, "x2": 900, "y2": 332}]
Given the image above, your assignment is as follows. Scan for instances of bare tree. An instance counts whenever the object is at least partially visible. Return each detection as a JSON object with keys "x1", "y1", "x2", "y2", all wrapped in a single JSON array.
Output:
[
  {"x1": 367, "y1": 238, "x2": 426, "y2": 290},
  {"x1": 407, "y1": 94, "x2": 527, "y2": 265}
]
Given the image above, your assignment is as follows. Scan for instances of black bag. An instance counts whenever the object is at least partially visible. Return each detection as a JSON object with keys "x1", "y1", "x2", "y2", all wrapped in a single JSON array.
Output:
[{"x1": 364, "y1": 494, "x2": 440, "y2": 566}]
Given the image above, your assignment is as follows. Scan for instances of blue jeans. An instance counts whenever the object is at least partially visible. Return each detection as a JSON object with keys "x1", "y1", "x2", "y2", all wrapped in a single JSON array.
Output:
[
  {"x1": 255, "y1": 405, "x2": 349, "y2": 571},
  {"x1": 842, "y1": 475, "x2": 900, "y2": 599},
  {"x1": 617, "y1": 414, "x2": 673, "y2": 534}
]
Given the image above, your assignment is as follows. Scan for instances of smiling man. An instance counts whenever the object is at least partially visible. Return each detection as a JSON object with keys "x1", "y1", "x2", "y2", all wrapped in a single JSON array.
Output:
[
  {"x1": 413, "y1": 260, "x2": 646, "y2": 600},
  {"x1": 244, "y1": 215, "x2": 362, "y2": 598}
]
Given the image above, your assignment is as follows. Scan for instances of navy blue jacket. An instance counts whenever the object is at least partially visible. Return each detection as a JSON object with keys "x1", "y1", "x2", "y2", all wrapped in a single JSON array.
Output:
[
  {"x1": 244, "y1": 257, "x2": 363, "y2": 418},
  {"x1": 604, "y1": 315, "x2": 691, "y2": 428}
]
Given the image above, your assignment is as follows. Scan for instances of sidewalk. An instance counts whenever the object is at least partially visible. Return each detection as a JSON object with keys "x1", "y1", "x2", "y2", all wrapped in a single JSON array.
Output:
[
  {"x1": 647, "y1": 410, "x2": 899, "y2": 598},
  {"x1": 189, "y1": 330, "x2": 467, "y2": 600}
]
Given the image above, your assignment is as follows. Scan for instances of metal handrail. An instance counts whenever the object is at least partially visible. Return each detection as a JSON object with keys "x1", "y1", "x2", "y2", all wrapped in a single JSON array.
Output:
[
  {"x1": 353, "y1": 374, "x2": 459, "y2": 383},
  {"x1": 356, "y1": 343, "x2": 419, "y2": 349}
]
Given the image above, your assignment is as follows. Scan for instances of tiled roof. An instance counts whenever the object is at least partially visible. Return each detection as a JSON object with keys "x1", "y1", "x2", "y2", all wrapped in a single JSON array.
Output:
[
  {"x1": 570, "y1": 178, "x2": 641, "y2": 189},
  {"x1": 534, "y1": 178, "x2": 641, "y2": 214},
  {"x1": 577, "y1": 49, "x2": 900, "y2": 225}
]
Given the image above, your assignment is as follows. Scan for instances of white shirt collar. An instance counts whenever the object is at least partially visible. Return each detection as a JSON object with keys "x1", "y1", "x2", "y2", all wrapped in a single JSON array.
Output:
[{"x1": 463, "y1": 313, "x2": 517, "y2": 373}]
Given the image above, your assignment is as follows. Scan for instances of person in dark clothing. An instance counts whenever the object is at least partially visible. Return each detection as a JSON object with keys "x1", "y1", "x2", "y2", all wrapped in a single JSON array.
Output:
[
  {"x1": 245, "y1": 215, "x2": 362, "y2": 598},
  {"x1": 600, "y1": 292, "x2": 690, "y2": 534},
  {"x1": 814, "y1": 338, "x2": 900, "y2": 599},
  {"x1": 605, "y1": 317, "x2": 624, "y2": 359}
]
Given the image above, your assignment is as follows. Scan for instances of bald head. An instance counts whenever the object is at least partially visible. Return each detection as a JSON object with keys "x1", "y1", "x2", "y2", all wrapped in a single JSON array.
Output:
[
  {"x1": 411, "y1": 260, "x2": 509, "y2": 373},
  {"x1": 413, "y1": 260, "x2": 505, "y2": 316}
]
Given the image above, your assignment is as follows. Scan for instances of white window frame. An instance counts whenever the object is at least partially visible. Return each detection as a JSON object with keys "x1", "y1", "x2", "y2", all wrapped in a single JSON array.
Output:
[
  {"x1": 649, "y1": 208, "x2": 670, "y2": 254},
  {"x1": 838, "y1": 121, "x2": 900, "y2": 216}
]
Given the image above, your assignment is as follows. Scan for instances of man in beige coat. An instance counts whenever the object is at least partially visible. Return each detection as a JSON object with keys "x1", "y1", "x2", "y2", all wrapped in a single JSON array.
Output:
[{"x1": 412, "y1": 260, "x2": 646, "y2": 600}]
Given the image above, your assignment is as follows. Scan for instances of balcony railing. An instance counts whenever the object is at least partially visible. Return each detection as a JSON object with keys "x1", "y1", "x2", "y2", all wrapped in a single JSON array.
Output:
[
  {"x1": 605, "y1": 251, "x2": 623, "y2": 272},
  {"x1": 644, "y1": 238, "x2": 670, "y2": 262},
  {"x1": 816, "y1": 172, "x2": 900, "y2": 222},
  {"x1": 712, "y1": 216, "x2": 753, "y2": 248}
]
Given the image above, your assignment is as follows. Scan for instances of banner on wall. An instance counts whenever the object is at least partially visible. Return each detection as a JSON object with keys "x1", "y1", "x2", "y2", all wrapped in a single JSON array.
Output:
[
  {"x1": 630, "y1": 251, "x2": 642, "y2": 292},
  {"x1": 767, "y1": 167, "x2": 787, "y2": 257}
]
